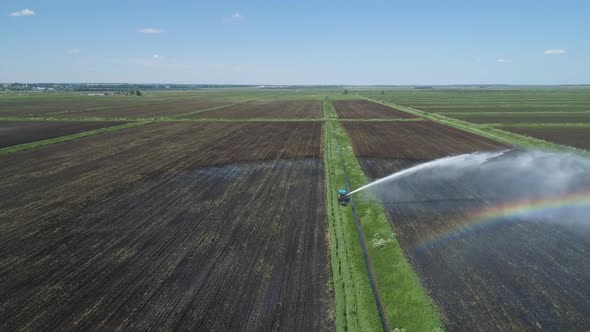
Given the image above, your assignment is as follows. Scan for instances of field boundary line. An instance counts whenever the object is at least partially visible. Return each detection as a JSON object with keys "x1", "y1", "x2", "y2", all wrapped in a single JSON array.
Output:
[
  {"x1": 334, "y1": 131, "x2": 390, "y2": 332},
  {"x1": 323, "y1": 100, "x2": 384, "y2": 331},
  {"x1": 0, "y1": 122, "x2": 148, "y2": 155}
]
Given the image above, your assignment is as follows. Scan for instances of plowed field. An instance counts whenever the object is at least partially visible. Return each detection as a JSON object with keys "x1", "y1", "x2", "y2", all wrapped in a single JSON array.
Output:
[
  {"x1": 0, "y1": 122, "x2": 332, "y2": 331},
  {"x1": 500, "y1": 126, "x2": 590, "y2": 150},
  {"x1": 342, "y1": 121, "x2": 503, "y2": 159},
  {"x1": 192, "y1": 99, "x2": 323, "y2": 119},
  {"x1": 0, "y1": 121, "x2": 127, "y2": 148},
  {"x1": 54, "y1": 99, "x2": 228, "y2": 119},
  {"x1": 332, "y1": 100, "x2": 416, "y2": 119},
  {"x1": 344, "y1": 121, "x2": 590, "y2": 330},
  {"x1": 0, "y1": 97, "x2": 150, "y2": 117}
]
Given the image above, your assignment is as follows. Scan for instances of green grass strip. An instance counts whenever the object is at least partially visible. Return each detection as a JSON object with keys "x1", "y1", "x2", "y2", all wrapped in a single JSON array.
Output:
[
  {"x1": 0, "y1": 122, "x2": 148, "y2": 156},
  {"x1": 324, "y1": 105, "x2": 383, "y2": 332},
  {"x1": 324, "y1": 100, "x2": 443, "y2": 331}
]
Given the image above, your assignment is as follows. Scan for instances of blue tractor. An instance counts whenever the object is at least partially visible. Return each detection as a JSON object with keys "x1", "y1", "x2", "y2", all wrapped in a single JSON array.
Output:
[{"x1": 338, "y1": 189, "x2": 351, "y2": 206}]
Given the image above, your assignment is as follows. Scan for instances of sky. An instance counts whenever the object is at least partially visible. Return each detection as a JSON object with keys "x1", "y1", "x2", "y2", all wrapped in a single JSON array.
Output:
[{"x1": 1, "y1": 0, "x2": 589, "y2": 85}]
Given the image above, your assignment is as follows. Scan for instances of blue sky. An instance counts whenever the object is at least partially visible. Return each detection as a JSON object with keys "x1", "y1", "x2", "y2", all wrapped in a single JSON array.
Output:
[{"x1": 2, "y1": 1, "x2": 589, "y2": 84}]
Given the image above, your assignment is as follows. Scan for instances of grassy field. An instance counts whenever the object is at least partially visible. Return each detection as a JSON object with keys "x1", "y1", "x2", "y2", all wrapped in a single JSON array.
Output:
[{"x1": 1, "y1": 87, "x2": 589, "y2": 330}]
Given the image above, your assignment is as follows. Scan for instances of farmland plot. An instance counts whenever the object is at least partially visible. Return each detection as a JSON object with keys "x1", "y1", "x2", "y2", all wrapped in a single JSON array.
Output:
[
  {"x1": 447, "y1": 113, "x2": 590, "y2": 124},
  {"x1": 0, "y1": 122, "x2": 332, "y2": 330},
  {"x1": 499, "y1": 126, "x2": 590, "y2": 150},
  {"x1": 190, "y1": 99, "x2": 323, "y2": 119},
  {"x1": 0, "y1": 96, "x2": 154, "y2": 117},
  {"x1": 342, "y1": 121, "x2": 502, "y2": 159},
  {"x1": 358, "y1": 88, "x2": 590, "y2": 114},
  {"x1": 0, "y1": 121, "x2": 127, "y2": 148},
  {"x1": 54, "y1": 99, "x2": 229, "y2": 119},
  {"x1": 343, "y1": 121, "x2": 590, "y2": 330},
  {"x1": 332, "y1": 100, "x2": 416, "y2": 119}
]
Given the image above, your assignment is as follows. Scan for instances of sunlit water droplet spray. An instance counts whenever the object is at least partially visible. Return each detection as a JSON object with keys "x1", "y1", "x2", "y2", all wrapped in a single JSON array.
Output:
[{"x1": 347, "y1": 150, "x2": 509, "y2": 196}]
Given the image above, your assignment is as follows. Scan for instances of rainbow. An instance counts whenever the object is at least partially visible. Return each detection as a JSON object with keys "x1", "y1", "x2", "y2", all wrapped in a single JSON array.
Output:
[{"x1": 415, "y1": 191, "x2": 590, "y2": 251}]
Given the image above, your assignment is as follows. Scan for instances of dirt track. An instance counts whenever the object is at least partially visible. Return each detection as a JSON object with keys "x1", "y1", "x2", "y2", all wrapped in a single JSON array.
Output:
[
  {"x1": 0, "y1": 122, "x2": 332, "y2": 330},
  {"x1": 344, "y1": 121, "x2": 590, "y2": 330},
  {"x1": 0, "y1": 121, "x2": 127, "y2": 148},
  {"x1": 333, "y1": 100, "x2": 416, "y2": 119}
]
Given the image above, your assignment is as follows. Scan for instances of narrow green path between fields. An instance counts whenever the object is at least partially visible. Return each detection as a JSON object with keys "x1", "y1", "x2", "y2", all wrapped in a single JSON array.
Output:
[
  {"x1": 0, "y1": 122, "x2": 148, "y2": 155},
  {"x1": 324, "y1": 99, "x2": 442, "y2": 331}
]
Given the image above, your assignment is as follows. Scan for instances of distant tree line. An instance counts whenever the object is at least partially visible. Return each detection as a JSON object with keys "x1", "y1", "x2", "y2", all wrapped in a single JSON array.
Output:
[{"x1": 114, "y1": 90, "x2": 142, "y2": 96}]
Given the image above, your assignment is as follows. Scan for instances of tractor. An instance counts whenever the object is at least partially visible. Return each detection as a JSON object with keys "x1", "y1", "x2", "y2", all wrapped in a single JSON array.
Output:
[{"x1": 338, "y1": 189, "x2": 351, "y2": 206}]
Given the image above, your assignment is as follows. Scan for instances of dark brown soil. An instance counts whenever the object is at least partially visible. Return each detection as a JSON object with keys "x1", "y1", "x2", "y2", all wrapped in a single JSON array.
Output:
[
  {"x1": 0, "y1": 97, "x2": 151, "y2": 117},
  {"x1": 0, "y1": 122, "x2": 332, "y2": 331},
  {"x1": 500, "y1": 126, "x2": 590, "y2": 150},
  {"x1": 55, "y1": 99, "x2": 229, "y2": 119},
  {"x1": 191, "y1": 99, "x2": 323, "y2": 119},
  {"x1": 332, "y1": 100, "x2": 416, "y2": 119},
  {"x1": 0, "y1": 121, "x2": 127, "y2": 148},
  {"x1": 342, "y1": 121, "x2": 505, "y2": 160}
]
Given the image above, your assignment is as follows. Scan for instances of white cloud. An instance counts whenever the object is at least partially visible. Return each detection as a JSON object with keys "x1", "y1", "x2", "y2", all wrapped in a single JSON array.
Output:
[
  {"x1": 68, "y1": 49, "x2": 81, "y2": 55},
  {"x1": 138, "y1": 28, "x2": 163, "y2": 34},
  {"x1": 496, "y1": 58, "x2": 512, "y2": 63},
  {"x1": 152, "y1": 54, "x2": 161, "y2": 59},
  {"x1": 10, "y1": 8, "x2": 35, "y2": 17},
  {"x1": 544, "y1": 49, "x2": 567, "y2": 55},
  {"x1": 231, "y1": 12, "x2": 244, "y2": 21}
]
